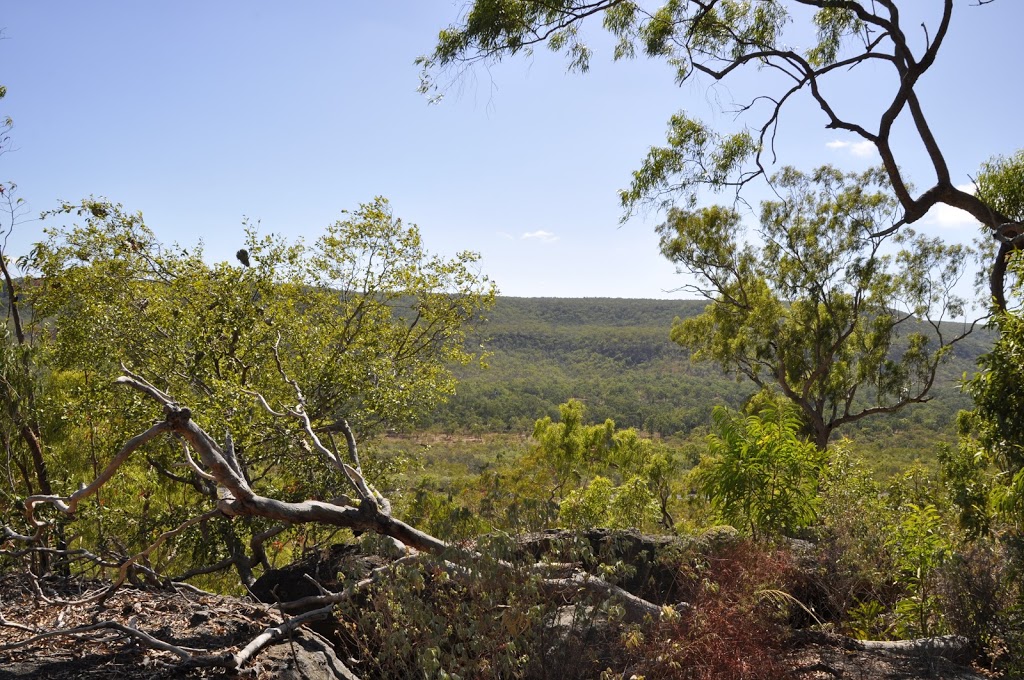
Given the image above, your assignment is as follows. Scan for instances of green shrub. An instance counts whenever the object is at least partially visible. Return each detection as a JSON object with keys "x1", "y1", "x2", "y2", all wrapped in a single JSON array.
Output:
[{"x1": 695, "y1": 403, "x2": 825, "y2": 538}]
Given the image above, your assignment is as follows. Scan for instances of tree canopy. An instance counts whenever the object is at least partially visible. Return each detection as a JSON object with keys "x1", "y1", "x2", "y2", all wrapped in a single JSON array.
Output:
[
  {"x1": 3, "y1": 197, "x2": 496, "y2": 585},
  {"x1": 421, "y1": 0, "x2": 1020, "y2": 308},
  {"x1": 961, "y1": 151, "x2": 1024, "y2": 526},
  {"x1": 659, "y1": 165, "x2": 976, "y2": 448}
]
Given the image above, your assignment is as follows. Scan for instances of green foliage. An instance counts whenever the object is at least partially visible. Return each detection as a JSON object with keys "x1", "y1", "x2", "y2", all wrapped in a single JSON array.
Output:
[
  {"x1": 976, "y1": 150, "x2": 1024, "y2": 223},
  {"x1": 560, "y1": 475, "x2": 617, "y2": 530},
  {"x1": 962, "y1": 146, "x2": 1024, "y2": 522},
  {"x1": 661, "y1": 166, "x2": 975, "y2": 449},
  {"x1": 938, "y1": 434, "x2": 993, "y2": 539},
  {"x1": 4, "y1": 196, "x2": 495, "y2": 578},
  {"x1": 560, "y1": 475, "x2": 659, "y2": 531},
  {"x1": 816, "y1": 447, "x2": 903, "y2": 635},
  {"x1": 815, "y1": 448, "x2": 972, "y2": 641},
  {"x1": 532, "y1": 399, "x2": 616, "y2": 496},
  {"x1": 404, "y1": 483, "x2": 492, "y2": 542},
  {"x1": 695, "y1": 402, "x2": 825, "y2": 538},
  {"x1": 885, "y1": 502, "x2": 952, "y2": 638},
  {"x1": 620, "y1": 113, "x2": 756, "y2": 214},
  {"x1": 806, "y1": 6, "x2": 862, "y2": 67},
  {"x1": 0, "y1": 80, "x2": 10, "y2": 154},
  {"x1": 466, "y1": 400, "x2": 680, "y2": 533},
  {"x1": 29, "y1": 197, "x2": 495, "y2": 435}
]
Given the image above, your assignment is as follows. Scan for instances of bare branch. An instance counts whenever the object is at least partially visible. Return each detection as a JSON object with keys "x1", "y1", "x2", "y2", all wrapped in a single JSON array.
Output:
[
  {"x1": 244, "y1": 387, "x2": 288, "y2": 418},
  {"x1": 24, "y1": 422, "x2": 169, "y2": 526},
  {"x1": 0, "y1": 620, "x2": 203, "y2": 658},
  {"x1": 542, "y1": 572, "x2": 666, "y2": 624},
  {"x1": 181, "y1": 442, "x2": 216, "y2": 482},
  {"x1": 223, "y1": 604, "x2": 341, "y2": 670},
  {"x1": 116, "y1": 366, "x2": 175, "y2": 405}
]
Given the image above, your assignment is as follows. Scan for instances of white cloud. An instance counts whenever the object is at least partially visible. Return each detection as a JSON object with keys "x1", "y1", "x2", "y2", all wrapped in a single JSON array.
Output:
[
  {"x1": 521, "y1": 230, "x2": 559, "y2": 243},
  {"x1": 826, "y1": 139, "x2": 877, "y2": 158},
  {"x1": 497, "y1": 231, "x2": 514, "y2": 240},
  {"x1": 923, "y1": 183, "x2": 980, "y2": 228}
]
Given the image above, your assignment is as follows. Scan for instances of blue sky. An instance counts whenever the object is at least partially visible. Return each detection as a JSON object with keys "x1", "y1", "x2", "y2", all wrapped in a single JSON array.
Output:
[{"x1": 3, "y1": 1, "x2": 1022, "y2": 298}]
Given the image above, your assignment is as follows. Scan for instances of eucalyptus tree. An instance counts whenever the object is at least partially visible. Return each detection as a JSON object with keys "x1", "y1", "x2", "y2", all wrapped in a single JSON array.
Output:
[
  {"x1": 421, "y1": 0, "x2": 1020, "y2": 307},
  {"x1": 659, "y1": 166, "x2": 976, "y2": 449},
  {"x1": 5, "y1": 196, "x2": 497, "y2": 584},
  {"x1": 963, "y1": 151, "x2": 1024, "y2": 524}
]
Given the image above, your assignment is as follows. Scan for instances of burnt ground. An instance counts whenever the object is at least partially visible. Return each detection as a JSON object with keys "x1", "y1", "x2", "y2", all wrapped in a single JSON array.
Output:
[{"x1": 0, "y1": 566, "x2": 991, "y2": 680}]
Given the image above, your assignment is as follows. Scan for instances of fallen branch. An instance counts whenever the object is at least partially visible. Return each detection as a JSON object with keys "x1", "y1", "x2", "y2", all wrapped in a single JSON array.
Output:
[
  {"x1": 793, "y1": 629, "x2": 973, "y2": 663},
  {"x1": 0, "y1": 610, "x2": 38, "y2": 634},
  {"x1": 196, "y1": 596, "x2": 361, "y2": 677},
  {"x1": 856, "y1": 634, "x2": 971, "y2": 659},
  {"x1": 542, "y1": 572, "x2": 666, "y2": 624},
  {"x1": 0, "y1": 620, "x2": 203, "y2": 658}
]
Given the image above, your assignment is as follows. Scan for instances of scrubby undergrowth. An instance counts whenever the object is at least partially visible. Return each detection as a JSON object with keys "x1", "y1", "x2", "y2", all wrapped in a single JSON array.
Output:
[{"x1": 0, "y1": 529, "x2": 992, "y2": 680}]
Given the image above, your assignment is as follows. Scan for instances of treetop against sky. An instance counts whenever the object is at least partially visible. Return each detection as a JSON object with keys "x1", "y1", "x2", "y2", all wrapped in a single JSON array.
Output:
[{"x1": 3, "y1": 1, "x2": 1022, "y2": 299}]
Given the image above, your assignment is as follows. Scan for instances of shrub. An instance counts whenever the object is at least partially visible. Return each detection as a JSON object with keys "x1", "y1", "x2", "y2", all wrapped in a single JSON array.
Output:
[
  {"x1": 336, "y1": 534, "x2": 622, "y2": 680},
  {"x1": 696, "y1": 403, "x2": 826, "y2": 538},
  {"x1": 624, "y1": 539, "x2": 796, "y2": 680}
]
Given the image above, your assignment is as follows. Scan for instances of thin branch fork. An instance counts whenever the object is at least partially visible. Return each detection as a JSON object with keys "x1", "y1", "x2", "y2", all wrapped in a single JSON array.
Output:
[
  {"x1": 248, "y1": 346, "x2": 392, "y2": 515},
  {"x1": 23, "y1": 422, "x2": 169, "y2": 527}
]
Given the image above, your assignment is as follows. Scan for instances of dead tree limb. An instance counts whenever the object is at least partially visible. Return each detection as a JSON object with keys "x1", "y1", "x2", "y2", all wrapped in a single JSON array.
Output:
[{"x1": 542, "y1": 572, "x2": 665, "y2": 624}]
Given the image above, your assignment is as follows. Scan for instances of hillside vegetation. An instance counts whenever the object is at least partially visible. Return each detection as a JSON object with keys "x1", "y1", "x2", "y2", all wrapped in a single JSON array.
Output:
[{"x1": 426, "y1": 297, "x2": 991, "y2": 471}]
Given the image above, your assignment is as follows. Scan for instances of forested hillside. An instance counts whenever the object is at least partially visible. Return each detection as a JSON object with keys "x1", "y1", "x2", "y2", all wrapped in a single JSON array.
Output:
[
  {"x1": 428, "y1": 297, "x2": 742, "y2": 434},
  {"x1": 427, "y1": 297, "x2": 992, "y2": 458}
]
